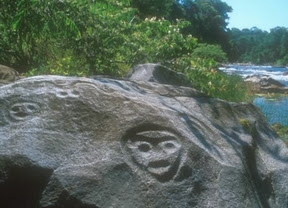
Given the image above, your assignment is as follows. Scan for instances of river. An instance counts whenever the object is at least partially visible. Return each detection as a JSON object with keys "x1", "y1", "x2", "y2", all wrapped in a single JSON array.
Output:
[{"x1": 220, "y1": 64, "x2": 288, "y2": 126}]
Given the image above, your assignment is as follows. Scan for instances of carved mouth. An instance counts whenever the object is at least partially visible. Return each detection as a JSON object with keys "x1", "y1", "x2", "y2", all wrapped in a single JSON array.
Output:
[
  {"x1": 149, "y1": 160, "x2": 170, "y2": 168},
  {"x1": 147, "y1": 160, "x2": 171, "y2": 175}
]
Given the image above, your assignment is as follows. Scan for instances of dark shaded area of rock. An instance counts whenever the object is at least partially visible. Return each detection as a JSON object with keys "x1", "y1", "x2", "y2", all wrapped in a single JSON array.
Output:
[
  {"x1": 0, "y1": 155, "x2": 53, "y2": 208},
  {"x1": 0, "y1": 70, "x2": 287, "y2": 207},
  {"x1": 128, "y1": 63, "x2": 193, "y2": 87},
  {"x1": 245, "y1": 74, "x2": 288, "y2": 93}
]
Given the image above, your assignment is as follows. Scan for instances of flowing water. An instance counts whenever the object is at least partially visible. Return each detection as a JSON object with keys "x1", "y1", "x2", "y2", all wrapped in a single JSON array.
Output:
[{"x1": 220, "y1": 64, "x2": 288, "y2": 126}]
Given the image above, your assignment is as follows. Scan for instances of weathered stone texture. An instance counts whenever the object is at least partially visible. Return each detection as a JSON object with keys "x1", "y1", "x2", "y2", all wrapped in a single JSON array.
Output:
[{"x1": 0, "y1": 66, "x2": 288, "y2": 208}]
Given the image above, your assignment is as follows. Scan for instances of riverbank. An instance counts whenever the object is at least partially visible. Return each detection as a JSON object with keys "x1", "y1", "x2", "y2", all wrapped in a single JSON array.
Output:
[
  {"x1": 244, "y1": 74, "x2": 288, "y2": 94},
  {"x1": 220, "y1": 64, "x2": 288, "y2": 86},
  {"x1": 220, "y1": 64, "x2": 288, "y2": 144}
]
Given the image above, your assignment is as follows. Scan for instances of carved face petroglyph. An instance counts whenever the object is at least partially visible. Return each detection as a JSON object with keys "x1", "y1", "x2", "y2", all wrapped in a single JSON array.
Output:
[
  {"x1": 9, "y1": 102, "x2": 41, "y2": 121},
  {"x1": 123, "y1": 128, "x2": 183, "y2": 182}
]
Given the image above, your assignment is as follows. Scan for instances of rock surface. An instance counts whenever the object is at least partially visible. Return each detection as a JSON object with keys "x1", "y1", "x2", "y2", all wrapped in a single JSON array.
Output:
[
  {"x1": 128, "y1": 63, "x2": 193, "y2": 87},
  {"x1": 0, "y1": 67, "x2": 288, "y2": 208}
]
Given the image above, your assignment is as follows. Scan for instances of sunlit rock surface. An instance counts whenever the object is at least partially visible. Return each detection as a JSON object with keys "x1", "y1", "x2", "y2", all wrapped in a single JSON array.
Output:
[{"x1": 0, "y1": 65, "x2": 288, "y2": 208}]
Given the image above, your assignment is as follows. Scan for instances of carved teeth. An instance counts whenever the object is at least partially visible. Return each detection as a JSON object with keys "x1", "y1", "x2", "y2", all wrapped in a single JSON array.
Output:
[{"x1": 148, "y1": 160, "x2": 171, "y2": 175}]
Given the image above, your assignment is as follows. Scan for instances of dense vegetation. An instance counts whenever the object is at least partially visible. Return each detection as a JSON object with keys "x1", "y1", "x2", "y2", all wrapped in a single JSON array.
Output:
[
  {"x1": 228, "y1": 27, "x2": 288, "y2": 65},
  {"x1": 0, "y1": 0, "x2": 287, "y2": 101},
  {"x1": 0, "y1": 0, "x2": 249, "y2": 102}
]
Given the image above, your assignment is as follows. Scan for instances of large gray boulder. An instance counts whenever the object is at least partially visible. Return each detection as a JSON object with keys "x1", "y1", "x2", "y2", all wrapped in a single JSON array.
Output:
[{"x1": 0, "y1": 67, "x2": 288, "y2": 207}]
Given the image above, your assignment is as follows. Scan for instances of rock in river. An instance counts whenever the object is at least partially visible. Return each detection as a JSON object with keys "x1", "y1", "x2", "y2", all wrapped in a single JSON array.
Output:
[{"x1": 245, "y1": 74, "x2": 288, "y2": 93}]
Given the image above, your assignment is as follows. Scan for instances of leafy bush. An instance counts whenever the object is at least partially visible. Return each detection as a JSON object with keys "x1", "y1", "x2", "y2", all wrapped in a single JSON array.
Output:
[
  {"x1": 0, "y1": 0, "x2": 86, "y2": 72},
  {"x1": 191, "y1": 44, "x2": 228, "y2": 63},
  {"x1": 169, "y1": 56, "x2": 248, "y2": 102},
  {"x1": 1, "y1": 0, "x2": 197, "y2": 76}
]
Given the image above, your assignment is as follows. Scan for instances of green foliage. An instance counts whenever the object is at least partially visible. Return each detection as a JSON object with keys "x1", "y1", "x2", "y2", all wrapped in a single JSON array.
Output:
[
  {"x1": 0, "y1": 0, "x2": 86, "y2": 72},
  {"x1": 128, "y1": 18, "x2": 196, "y2": 64},
  {"x1": 131, "y1": 0, "x2": 233, "y2": 49},
  {"x1": 131, "y1": 0, "x2": 175, "y2": 18},
  {"x1": 0, "y1": 0, "x2": 198, "y2": 76},
  {"x1": 178, "y1": 0, "x2": 232, "y2": 47},
  {"x1": 239, "y1": 118, "x2": 253, "y2": 133},
  {"x1": 0, "y1": 0, "x2": 249, "y2": 102},
  {"x1": 170, "y1": 55, "x2": 248, "y2": 102},
  {"x1": 25, "y1": 50, "x2": 88, "y2": 76},
  {"x1": 191, "y1": 44, "x2": 227, "y2": 63}
]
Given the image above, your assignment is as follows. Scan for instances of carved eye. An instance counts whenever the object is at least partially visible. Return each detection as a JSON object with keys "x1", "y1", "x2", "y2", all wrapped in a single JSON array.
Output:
[
  {"x1": 164, "y1": 142, "x2": 176, "y2": 149},
  {"x1": 138, "y1": 142, "x2": 152, "y2": 152},
  {"x1": 27, "y1": 104, "x2": 37, "y2": 111},
  {"x1": 160, "y1": 141, "x2": 181, "y2": 152}
]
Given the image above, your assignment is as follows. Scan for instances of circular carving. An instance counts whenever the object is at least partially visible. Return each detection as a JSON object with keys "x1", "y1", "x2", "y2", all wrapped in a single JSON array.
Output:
[{"x1": 9, "y1": 102, "x2": 41, "y2": 121}]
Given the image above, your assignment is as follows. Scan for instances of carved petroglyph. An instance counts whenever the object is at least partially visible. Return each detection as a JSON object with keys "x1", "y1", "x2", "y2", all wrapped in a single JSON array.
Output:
[
  {"x1": 122, "y1": 127, "x2": 184, "y2": 182},
  {"x1": 54, "y1": 89, "x2": 80, "y2": 98},
  {"x1": 43, "y1": 80, "x2": 82, "y2": 99},
  {"x1": 9, "y1": 102, "x2": 41, "y2": 121}
]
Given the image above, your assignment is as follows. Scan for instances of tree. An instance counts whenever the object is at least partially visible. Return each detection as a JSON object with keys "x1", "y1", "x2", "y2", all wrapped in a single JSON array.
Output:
[
  {"x1": 227, "y1": 26, "x2": 288, "y2": 65},
  {"x1": 130, "y1": 0, "x2": 232, "y2": 50},
  {"x1": 131, "y1": 0, "x2": 175, "y2": 18},
  {"x1": 191, "y1": 43, "x2": 227, "y2": 63},
  {"x1": 178, "y1": 0, "x2": 232, "y2": 46}
]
